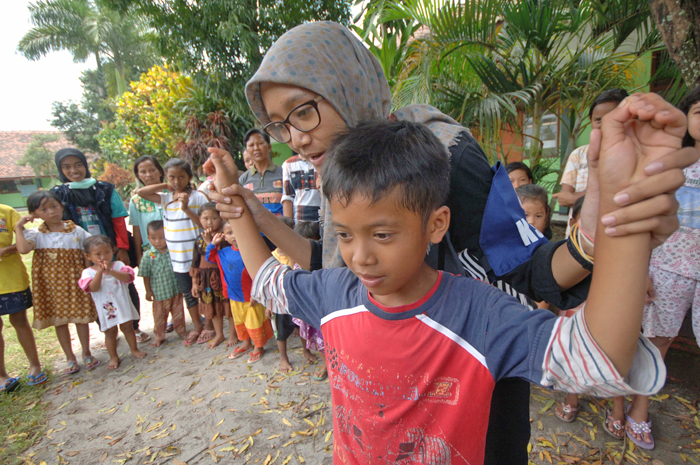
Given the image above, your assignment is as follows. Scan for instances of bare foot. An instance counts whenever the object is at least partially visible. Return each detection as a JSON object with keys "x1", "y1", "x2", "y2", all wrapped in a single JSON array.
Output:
[
  {"x1": 151, "y1": 339, "x2": 164, "y2": 348},
  {"x1": 207, "y1": 335, "x2": 226, "y2": 349},
  {"x1": 279, "y1": 359, "x2": 294, "y2": 373},
  {"x1": 132, "y1": 349, "x2": 147, "y2": 359},
  {"x1": 108, "y1": 356, "x2": 120, "y2": 370},
  {"x1": 226, "y1": 337, "x2": 240, "y2": 348},
  {"x1": 302, "y1": 349, "x2": 317, "y2": 364}
]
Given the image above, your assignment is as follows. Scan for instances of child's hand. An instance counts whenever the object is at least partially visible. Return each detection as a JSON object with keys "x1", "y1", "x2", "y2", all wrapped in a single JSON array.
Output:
[
  {"x1": 202, "y1": 228, "x2": 214, "y2": 244},
  {"x1": 598, "y1": 93, "x2": 686, "y2": 196},
  {"x1": 176, "y1": 193, "x2": 190, "y2": 210},
  {"x1": 191, "y1": 285, "x2": 199, "y2": 298},
  {"x1": 207, "y1": 147, "x2": 240, "y2": 195},
  {"x1": 145, "y1": 290, "x2": 154, "y2": 302},
  {"x1": 645, "y1": 274, "x2": 655, "y2": 303},
  {"x1": 211, "y1": 233, "x2": 224, "y2": 245},
  {"x1": 264, "y1": 308, "x2": 273, "y2": 320},
  {"x1": 15, "y1": 214, "x2": 35, "y2": 229},
  {"x1": 100, "y1": 260, "x2": 111, "y2": 274}
]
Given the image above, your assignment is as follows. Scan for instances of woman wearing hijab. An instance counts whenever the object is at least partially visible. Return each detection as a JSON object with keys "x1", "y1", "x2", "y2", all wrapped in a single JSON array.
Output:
[
  {"x1": 52, "y1": 148, "x2": 151, "y2": 343},
  {"x1": 208, "y1": 21, "x2": 696, "y2": 464}
]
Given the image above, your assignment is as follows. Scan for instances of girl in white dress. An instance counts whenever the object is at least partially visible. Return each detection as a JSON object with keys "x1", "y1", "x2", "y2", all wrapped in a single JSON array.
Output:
[{"x1": 78, "y1": 235, "x2": 147, "y2": 369}]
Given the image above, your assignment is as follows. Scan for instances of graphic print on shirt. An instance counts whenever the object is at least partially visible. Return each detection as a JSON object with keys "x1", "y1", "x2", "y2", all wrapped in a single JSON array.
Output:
[
  {"x1": 76, "y1": 205, "x2": 102, "y2": 236},
  {"x1": 0, "y1": 218, "x2": 7, "y2": 234},
  {"x1": 103, "y1": 301, "x2": 117, "y2": 319}
]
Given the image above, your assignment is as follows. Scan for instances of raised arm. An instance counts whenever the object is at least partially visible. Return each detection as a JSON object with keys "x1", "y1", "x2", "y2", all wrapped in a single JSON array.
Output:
[
  {"x1": 134, "y1": 183, "x2": 170, "y2": 204},
  {"x1": 13, "y1": 216, "x2": 36, "y2": 254},
  {"x1": 209, "y1": 149, "x2": 274, "y2": 278},
  {"x1": 207, "y1": 148, "x2": 313, "y2": 269},
  {"x1": 585, "y1": 93, "x2": 685, "y2": 376}
]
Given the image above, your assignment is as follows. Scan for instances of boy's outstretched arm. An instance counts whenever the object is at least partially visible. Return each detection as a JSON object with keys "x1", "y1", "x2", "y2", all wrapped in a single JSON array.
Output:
[
  {"x1": 208, "y1": 148, "x2": 272, "y2": 278},
  {"x1": 585, "y1": 93, "x2": 686, "y2": 377}
]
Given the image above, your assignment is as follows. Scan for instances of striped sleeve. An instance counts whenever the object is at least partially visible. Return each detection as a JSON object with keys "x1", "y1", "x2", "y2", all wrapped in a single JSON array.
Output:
[
  {"x1": 251, "y1": 256, "x2": 293, "y2": 315},
  {"x1": 540, "y1": 307, "x2": 666, "y2": 397}
]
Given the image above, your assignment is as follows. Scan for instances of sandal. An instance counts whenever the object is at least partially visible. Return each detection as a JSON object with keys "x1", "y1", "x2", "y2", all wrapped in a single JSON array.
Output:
[
  {"x1": 625, "y1": 408, "x2": 655, "y2": 449},
  {"x1": 63, "y1": 361, "x2": 80, "y2": 375},
  {"x1": 555, "y1": 402, "x2": 579, "y2": 423},
  {"x1": 197, "y1": 330, "x2": 215, "y2": 344},
  {"x1": 135, "y1": 331, "x2": 151, "y2": 343},
  {"x1": 247, "y1": 350, "x2": 264, "y2": 364},
  {"x1": 228, "y1": 346, "x2": 252, "y2": 359},
  {"x1": 313, "y1": 366, "x2": 328, "y2": 381},
  {"x1": 83, "y1": 356, "x2": 101, "y2": 371},
  {"x1": 603, "y1": 409, "x2": 626, "y2": 440},
  {"x1": 27, "y1": 373, "x2": 48, "y2": 386},
  {"x1": 165, "y1": 322, "x2": 174, "y2": 333},
  {"x1": 1, "y1": 377, "x2": 20, "y2": 393},
  {"x1": 182, "y1": 331, "x2": 200, "y2": 347}
]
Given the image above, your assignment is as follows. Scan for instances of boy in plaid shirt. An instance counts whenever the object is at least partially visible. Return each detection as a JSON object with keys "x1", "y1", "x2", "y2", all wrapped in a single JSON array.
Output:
[{"x1": 139, "y1": 221, "x2": 187, "y2": 346}]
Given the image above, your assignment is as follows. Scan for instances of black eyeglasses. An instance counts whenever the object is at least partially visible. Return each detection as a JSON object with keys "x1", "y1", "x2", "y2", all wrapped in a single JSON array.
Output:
[{"x1": 263, "y1": 96, "x2": 324, "y2": 143}]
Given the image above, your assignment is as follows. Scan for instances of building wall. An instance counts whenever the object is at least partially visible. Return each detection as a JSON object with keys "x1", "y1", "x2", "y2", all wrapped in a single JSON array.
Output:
[{"x1": 0, "y1": 178, "x2": 58, "y2": 210}]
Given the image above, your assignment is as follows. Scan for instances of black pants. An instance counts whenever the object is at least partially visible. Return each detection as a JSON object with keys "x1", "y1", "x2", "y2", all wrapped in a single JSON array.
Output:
[
  {"x1": 484, "y1": 377, "x2": 530, "y2": 465},
  {"x1": 128, "y1": 282, "x2": 141, "y2": 331}
]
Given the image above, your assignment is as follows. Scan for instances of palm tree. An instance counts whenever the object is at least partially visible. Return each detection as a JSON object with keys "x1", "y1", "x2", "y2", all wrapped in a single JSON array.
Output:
[
  {"x1": 372, "y1": 0, "x2": 664, "y2": 176},
  {"x1": 18, "y1": 0, "x2": 157, "y2": 97}
]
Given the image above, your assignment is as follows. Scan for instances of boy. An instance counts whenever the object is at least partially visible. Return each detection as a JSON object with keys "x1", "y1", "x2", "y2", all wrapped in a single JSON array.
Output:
[
  {"x1": 209, "y1": 93, "x2": 678, "y2": 463},
  {"x1": 138, "y1": 221, "x2": 187, "y2": 347}
]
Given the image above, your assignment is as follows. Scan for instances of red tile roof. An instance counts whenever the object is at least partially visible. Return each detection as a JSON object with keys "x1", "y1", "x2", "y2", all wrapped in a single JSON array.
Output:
[{"x1": 0, "y1": 130, "x2": 71, "y2": 180}]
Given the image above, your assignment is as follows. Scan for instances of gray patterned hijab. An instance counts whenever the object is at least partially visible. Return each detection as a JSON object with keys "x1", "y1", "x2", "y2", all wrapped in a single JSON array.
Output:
[{"x1": 245, "y1": 21, "x2": 467, "y2": 268}]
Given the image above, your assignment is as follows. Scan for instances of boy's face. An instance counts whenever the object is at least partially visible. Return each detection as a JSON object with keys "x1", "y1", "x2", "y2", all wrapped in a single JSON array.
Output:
[
  {"x1": 200, "y1": 209, "x2": 222, "y2": 232},
  {"x1": 166, "y1": 167, "x2": 190, "y2": 192},
  {"x1": 508, "y1": 169, "x2": 531, "y2": 189},
  {"x1": 60, "y1": 155, "x2": 87, "y2": 182},
  {"x1": 331, "y1": 188, "x2": 449, "y2": 307},
  {"x1": 522, "y1": 199, "x2": 547, "y2": 234},
  {"x1": 148, "y1": 228, "x2": 167, "y2": 251},
  {"x1": 223, "y1": 223, "x2": 237, "y2": 248},
  {"x1": 591, "y1": 101, "x2": 619, "y2": 130}
]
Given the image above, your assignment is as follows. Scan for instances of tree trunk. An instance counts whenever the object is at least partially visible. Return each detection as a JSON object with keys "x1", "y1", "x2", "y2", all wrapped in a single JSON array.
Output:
[
  {"x1": 649, "y1": 0, "x2": 700, "y2": 87},
  {"x1": 95, "y1": 51, "x2": 108, "y2": 99}
]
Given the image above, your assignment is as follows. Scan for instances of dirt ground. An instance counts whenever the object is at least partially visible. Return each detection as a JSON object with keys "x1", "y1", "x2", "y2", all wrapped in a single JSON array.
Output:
[{"x1": 18, "y1": 278, "x2": 700, "y2": 465}]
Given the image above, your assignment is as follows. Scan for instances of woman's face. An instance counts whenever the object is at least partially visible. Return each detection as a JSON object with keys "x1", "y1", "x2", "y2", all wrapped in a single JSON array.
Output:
[
  {"x1": 260, "y1": 83, "x2": 347, "y2": 170},
  {"x1": 60, "y1": 155, "x2": 87, "y2": 182},
  {"x1": 688, "y1": 101, "x2": 700, "y2": 147},
  {"x1": 136, "y1": 159, "x2": 162, "y2": 186},
  {"x1": 245, "y1": 133, "x2": 271, "y2": 167}
]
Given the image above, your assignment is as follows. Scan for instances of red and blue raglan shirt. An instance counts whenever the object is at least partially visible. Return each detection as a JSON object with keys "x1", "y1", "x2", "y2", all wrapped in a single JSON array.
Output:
[
  {"x1": 253, "y1": 257, "x2": 666, "y2": 465},
  {"x1": 206, "y1": 244, "x2": 252, "y2": 302}
]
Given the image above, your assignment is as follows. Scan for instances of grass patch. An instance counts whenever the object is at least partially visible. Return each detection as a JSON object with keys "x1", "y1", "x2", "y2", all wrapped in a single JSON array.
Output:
[{"x1": 0, "y1": 214, "x2": 63, "y2": 465}]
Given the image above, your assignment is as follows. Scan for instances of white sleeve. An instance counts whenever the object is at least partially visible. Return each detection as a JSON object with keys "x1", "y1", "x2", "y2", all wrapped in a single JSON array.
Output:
[
  {"x1": 540, "y1": 307, "x2": 666, "y2": 397},
  {"x1": 251, "y1": 256, "x2": 293, "y2": 315},
  {"x1": 23, "y1": 228, "x2": 38, "y2": 245}
]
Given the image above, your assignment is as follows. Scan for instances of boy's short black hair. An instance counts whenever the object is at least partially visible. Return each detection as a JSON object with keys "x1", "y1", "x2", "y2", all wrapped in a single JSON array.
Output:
[
  {"x1": 84, "y1": 235, "x2": 114, "y2": 254},
  {"x1": 244, "y1": 128, "x2": 271, "y2": 146},
  {"x1": 294, "y1": 221, "x2": 320, "y2": 240},
  {"x1": 27, "y1": 190, "x2": 61, "y2": 213},
  {"x1": 279, "y1": 216, "x2": 295, "y2": 229},
  {"x1": 679, "y1": 85, "x2": 700, "y2": 148},
  {"x1": 571, "y1": 195, "x2": 585, "y2": 221},
  {"x1": 515, "y1": 184, "x2": 551, "y2": 218},
  {"x1": 147, "y1": 220, "x2": 164, "y2": 234},
  {"x1": 505, "y1": 161, "x2": 533, "y2": 181},
  {"x1": 199, "y1": 202, "x2": 219, "y2": 217},
  {"x1": 589, "y1": 88, "x2": 629, "y2": 119},
  {"x1": 321, "y1": 120, "x2": 450, "y2": 225}
]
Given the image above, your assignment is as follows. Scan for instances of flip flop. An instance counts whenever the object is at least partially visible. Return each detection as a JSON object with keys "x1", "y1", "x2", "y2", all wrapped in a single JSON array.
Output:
[
  {"x1": 83, "y1": 356, "x2": 101, "y2": 371},
  {"x1": 555, "y1": 402, "x2": 579, "y2": 423},
  {"x1": 247, "y1": 350, "x2": 264, "y2": 364},
  {"x1": 625, "y1": 410, "x2": 655, "y2": 449},
  {"x1": 603, "y1": 409, "x2": 626, "y2": 440},
  {"x1": 135, "y1": 331, "x2": 151, "y2": 343},
  {"x1": 165, "y1": 322, "x2": 174, "y2": 333},
  {"x1": 313, "y1": 366, "x2": 328, "y2": 381},
  {"x1": 197, "y1": 330, "x2": 216, "y2": 344},
  {"x1": 1, "y1": 377, "x2": 20, "y2": 393},
  {"x1": 228, "y1": 346, "x2": 252, "y2": 359},
  {"x1": 63, "y1": 361, "x2": 80, "y2": 375},
  {"x1": 27, "y1": 373, "x2": 48, "y2": 386},
  {"x1": 182, "y1": 331, "x2": 200, "y2": 347}
]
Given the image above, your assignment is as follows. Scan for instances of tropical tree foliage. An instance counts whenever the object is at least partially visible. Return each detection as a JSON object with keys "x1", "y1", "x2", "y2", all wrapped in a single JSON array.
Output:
[
  {"x1": 18, "y1": 0, "x2": 158, "y2": 97},
  {"x1": 17, "y1": 134, "x2": 61, "y2": 178},
  {"x1": 370, "y1": 0, "x2": 665, "y2": 175}
]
